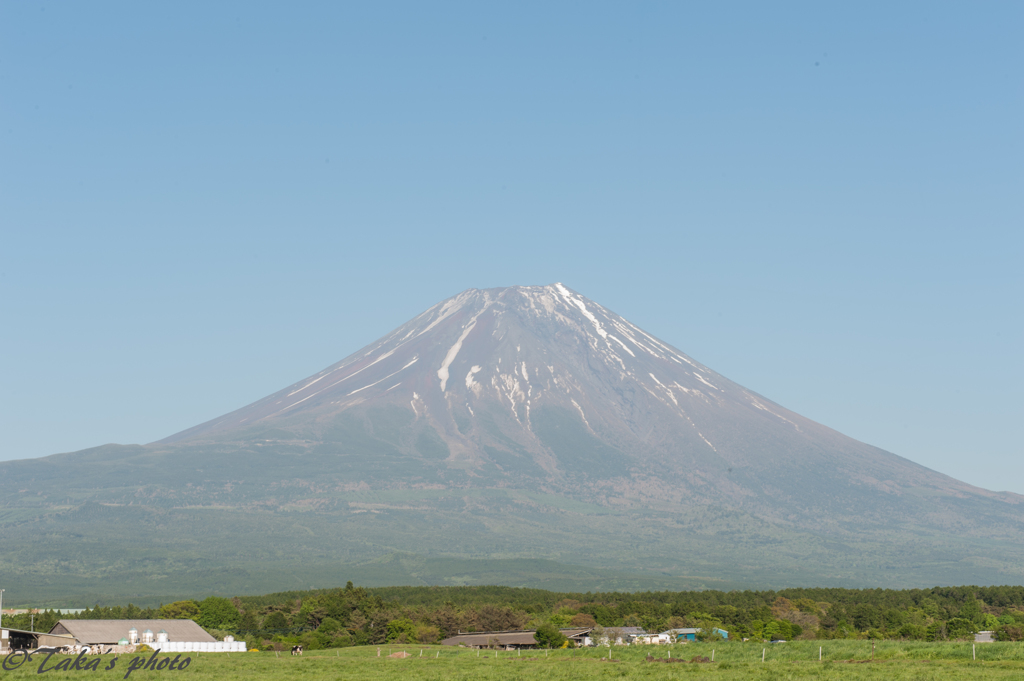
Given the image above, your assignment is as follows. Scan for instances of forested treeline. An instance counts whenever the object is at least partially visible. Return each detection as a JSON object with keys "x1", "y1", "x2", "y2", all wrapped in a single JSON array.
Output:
[{"x1": 6, "y1": 584, "x2": 1024, "y2": 651}]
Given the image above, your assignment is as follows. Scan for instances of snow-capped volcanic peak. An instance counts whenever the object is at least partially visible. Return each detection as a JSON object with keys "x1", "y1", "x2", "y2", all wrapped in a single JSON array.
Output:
[
  {"x1": 166, "y1": 284, "x2": 792, "y2": 455},
  {"x1": 161, "y1": 283, "x2": 970, "y2": 513}
]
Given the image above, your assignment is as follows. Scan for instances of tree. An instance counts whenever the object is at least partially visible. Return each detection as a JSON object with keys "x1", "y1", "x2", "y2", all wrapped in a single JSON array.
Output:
[
  {"x1": 580, "y1": 604, "x2": 617, "y2": 626},
  {"x1": 295, "y1": 601, "x2": 327, "y2": 629},
  {"x1": 414, "y1": 625, "x2": 440, "y2": 644},
  {"x1": 549, "y1": 613, "x2": 571, "y2": 628},
  {"x1": 476, "y1": 605, "x2": 529, "y2": 632},
  {"x1": 996, "y1": 625, "x2": 1023, "y2": 642},
  {"x1": 946, "y1": 618, "x2": 977, "y2": 640},
  {"x1": 570, "y1": 613, "x2": 597, "y2": 628},
  {"x1": 159, "y1": 601, "x2": 200, "y2": 620},
  {"x1": 534, "y1": 623, "x2": 567, "y2": 649},
  {"x1": 884, "y1": 608, "x2": 906, "y2": 630},
  {"x1": 428, "y1": 605, "x2": 461, "y2": 639},
  {"x1": 959, "y1": 599, "x2": 982, "y2": 624},
  {"x1": 238, "y1": 611, "x2": 258, "y2": 633},
  {"x1": 318, "y1": 617, "x2": 344, "y2": 635},
  {"x1": 386, "y1": 617, "x2": 415, "y2": 643},
  {"x1": 196, "y1": 597, "x2": 240, "y2": 630},
  {"x1": 263, "y1": 611, "x2": 289, "y2": 632},
  {"x1": 897, "y1": 623, "x2": 927, "y2": 640}
]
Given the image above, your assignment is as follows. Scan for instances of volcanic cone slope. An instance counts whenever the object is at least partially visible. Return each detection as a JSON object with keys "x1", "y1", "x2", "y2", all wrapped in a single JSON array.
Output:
[{"x1": 2, "y1": 284, "x2": 1022, "y2": 601}]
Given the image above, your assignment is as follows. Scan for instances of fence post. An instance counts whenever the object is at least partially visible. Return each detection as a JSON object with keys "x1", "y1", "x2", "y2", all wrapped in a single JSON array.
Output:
[
  {"x1": 762, "y1": 648, "x2": 765, "y2": 663},
  {"x1": 712, "y1": 649, "x2": 715, "y2": 662},
  {"x1": 819, "y1": 646, "x2": 822, "y2": 661},
  {"x1": 973, "y1": 644, "x2": 976, "y2": 661}
]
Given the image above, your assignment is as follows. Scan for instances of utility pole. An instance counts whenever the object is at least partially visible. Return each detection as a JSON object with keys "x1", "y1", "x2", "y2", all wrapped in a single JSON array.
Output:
[{"x1": 0, "y1": 589, "x2": 5, "y2": 629}]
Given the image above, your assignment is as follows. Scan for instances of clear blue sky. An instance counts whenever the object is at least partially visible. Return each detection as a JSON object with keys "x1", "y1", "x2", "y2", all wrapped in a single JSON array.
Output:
[{"x1": 2, "y1": 2, "x2": 1021, "y2": 492}]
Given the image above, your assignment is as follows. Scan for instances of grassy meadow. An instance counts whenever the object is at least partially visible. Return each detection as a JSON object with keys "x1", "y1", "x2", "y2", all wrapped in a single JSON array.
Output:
[{"x1": 5, "y1": 641, "x2": 1024, "y2": 680}]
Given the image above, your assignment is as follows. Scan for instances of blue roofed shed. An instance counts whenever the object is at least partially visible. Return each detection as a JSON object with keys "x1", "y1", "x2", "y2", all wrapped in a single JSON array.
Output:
[{"x1": 661, "y1": 627, "x2": 729, "y2": 641}]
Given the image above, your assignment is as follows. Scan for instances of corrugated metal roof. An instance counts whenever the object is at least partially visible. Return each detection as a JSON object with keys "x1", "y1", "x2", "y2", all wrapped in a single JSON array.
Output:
[
  {"x1": 49, "y1": 620, "x2": 215, "y2": 645},
  {"x1": 441, "y1": 628, "x2": 592, "y2": 647},
  {"x1": 1, "y1": 627, "x2": 75, "y2": 639}
]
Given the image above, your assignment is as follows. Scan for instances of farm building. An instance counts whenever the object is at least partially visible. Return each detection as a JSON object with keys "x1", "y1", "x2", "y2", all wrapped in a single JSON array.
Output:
[
  {"x1": 440, "y1": 628, "x2": 593, "y2": 650},
  {"x1": 2, "y1": 626, "x2": 77, "y2": 651},
  {"x1": 591, "y1": 626, "x2": 647, "y2": 645},
  {"x1": 48, "y1": 620, "x2": 216, "y2": 647},
  {"x1": 661, "y1": 627, "x2": 729, "y2": 641},
  {"x1": 632, "y1": 632, "x2": 672, "y2": 645}
]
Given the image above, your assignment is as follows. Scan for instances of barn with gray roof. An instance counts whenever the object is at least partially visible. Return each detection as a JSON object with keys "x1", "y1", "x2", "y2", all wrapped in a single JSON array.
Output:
[{"x1": 48, "y1": 620, "x2": 215, "y2": 646}]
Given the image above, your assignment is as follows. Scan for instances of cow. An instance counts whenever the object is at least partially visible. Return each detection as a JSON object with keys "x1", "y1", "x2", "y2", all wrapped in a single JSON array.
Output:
[{"x1": 291, "y1": 645, "x2": 303, "y2": 656}]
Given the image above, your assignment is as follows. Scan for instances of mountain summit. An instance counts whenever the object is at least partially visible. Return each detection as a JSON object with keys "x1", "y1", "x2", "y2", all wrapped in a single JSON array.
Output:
[
  {"x1": 2, "y1": 284, "x2": 1022, "y2": 602},
  {"x1": 162, "y1": 283, "x2": 1010, "y2": 516}
]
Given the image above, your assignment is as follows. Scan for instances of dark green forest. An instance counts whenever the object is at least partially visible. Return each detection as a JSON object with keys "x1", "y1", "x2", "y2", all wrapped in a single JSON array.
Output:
[{"x1": 6, "y1": 584, "x2": 1024, "y2": 651}]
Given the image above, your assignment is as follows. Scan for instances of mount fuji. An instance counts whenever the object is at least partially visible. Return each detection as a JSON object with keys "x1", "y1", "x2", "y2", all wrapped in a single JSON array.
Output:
[{"x1": 2, "y1": 284, "x2": 1022, "y2": 603}]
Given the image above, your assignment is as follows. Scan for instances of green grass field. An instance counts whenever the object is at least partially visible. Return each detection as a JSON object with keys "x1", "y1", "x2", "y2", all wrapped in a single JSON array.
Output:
[{"x1": 5, "y1": 642, "x2": 1024, "y2": 680}]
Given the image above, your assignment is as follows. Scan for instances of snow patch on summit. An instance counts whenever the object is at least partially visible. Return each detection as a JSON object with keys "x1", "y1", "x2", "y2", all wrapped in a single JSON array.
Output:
[
  {"x1": 555, "y1": 283, "x2": 608, "y2": 340},
  {"x1": 438, "y1": 302, "x2": 492, "y2": 392},
  {"x1": 348, "y1": 357, "x2": 419, "y2": 396},
  {"x1": 465, "y1": 365, "x2": 483, "y2": 397}
]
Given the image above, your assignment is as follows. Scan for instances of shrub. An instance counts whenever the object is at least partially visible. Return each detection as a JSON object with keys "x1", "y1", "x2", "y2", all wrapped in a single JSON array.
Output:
[{"x1": 897, "y1": 624, "x2": 927, "y2": 640}]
